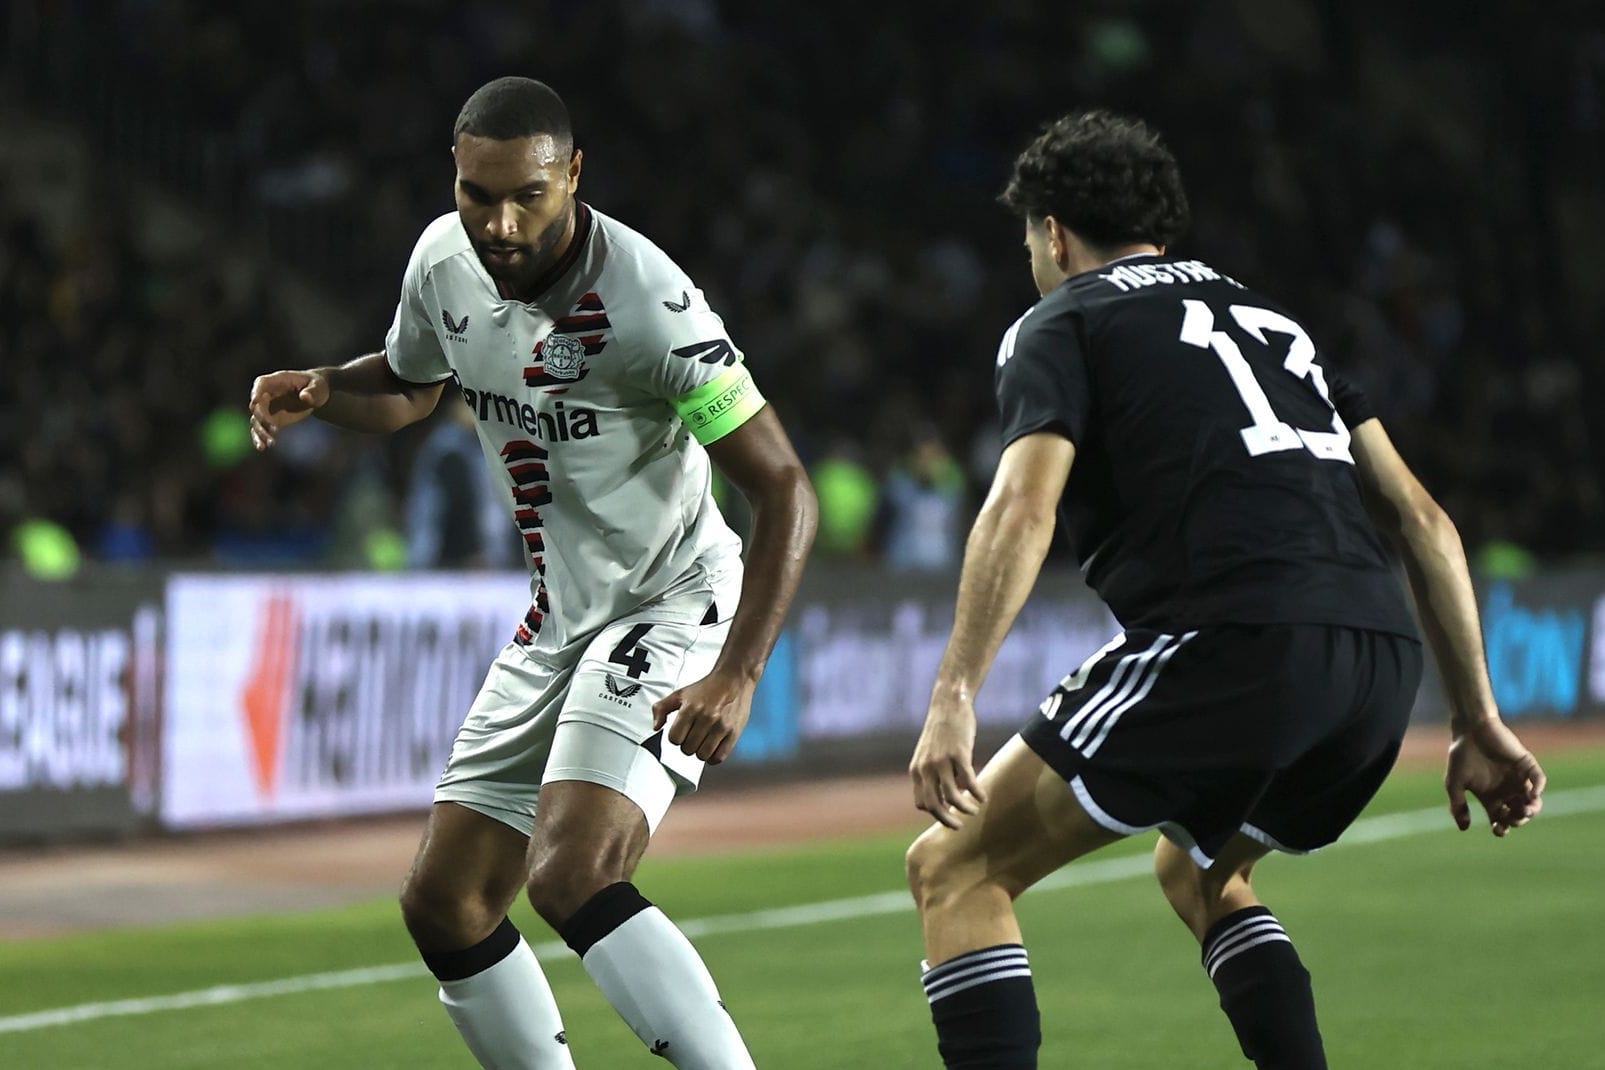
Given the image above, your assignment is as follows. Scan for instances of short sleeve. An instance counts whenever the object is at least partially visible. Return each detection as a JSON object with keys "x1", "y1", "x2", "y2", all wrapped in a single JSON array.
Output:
[
  {"x1": 993, "y1": 305, "x2": 1092, "y2": 448},
  {"x1": 644, "y1": 286, "x2": 768, "y2": 445},
  {"x1": 384, "y1": 235, "x2": 453, "y2": 385},
  {"x1": 1325, "y1": 369, "x2": 1376, "y2": 429}
]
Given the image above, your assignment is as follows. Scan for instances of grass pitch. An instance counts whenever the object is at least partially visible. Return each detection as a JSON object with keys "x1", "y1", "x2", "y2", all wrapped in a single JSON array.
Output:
[{"x1": 3, "y1": 747, "x2": 1603, "y2": 1069}]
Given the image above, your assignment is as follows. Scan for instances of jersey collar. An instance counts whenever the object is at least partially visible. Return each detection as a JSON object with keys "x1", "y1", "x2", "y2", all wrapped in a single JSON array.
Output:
[
  {"x1": 490, "y1": 201, "x2": 594, "y2": 304},
  {"x1": 1061, "y1": 251, "x2": 1165, "y2": 287}
]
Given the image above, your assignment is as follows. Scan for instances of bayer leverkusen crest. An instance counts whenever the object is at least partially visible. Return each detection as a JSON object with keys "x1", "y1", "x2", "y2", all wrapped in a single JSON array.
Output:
[
  {"x1": 525, "y1": 332, "x2": 596, "y2": 388},
  {"x1": 526, "y1": 293, "x2": 610, "y2": 389},
  {"x1": 541, "y1": 334, "x2": 587, "y2": 380}
]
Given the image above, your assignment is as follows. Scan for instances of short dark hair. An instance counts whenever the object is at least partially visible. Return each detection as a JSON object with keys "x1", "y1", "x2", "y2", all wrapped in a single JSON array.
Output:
[
  {"x1": 1000, "y1": 111, "x2": 1189, "y2": 250},
  {"x1": 454, "y1": 77, "x2": 573, "y2": 149}
]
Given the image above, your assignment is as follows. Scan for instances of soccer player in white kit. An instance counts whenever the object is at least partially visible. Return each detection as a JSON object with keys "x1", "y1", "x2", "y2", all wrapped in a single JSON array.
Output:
[{"x1": 248, "y1": 77, "x2": 818, "y2": 1069}]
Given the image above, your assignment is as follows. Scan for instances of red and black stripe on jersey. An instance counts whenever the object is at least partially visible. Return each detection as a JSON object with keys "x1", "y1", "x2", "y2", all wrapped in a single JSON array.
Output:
[
  {"x1": 506, "y1": 458, "x2": 549, "y2": 483},
  {"x1": 501, "y1": 439, "x2": 554, "y2": 643},
  {"x1": 501, "y1": 440, "x2": 546, "y2": 464},
  {"x1": 514, "y1": 585, "x2": 553, "y2": 646},
  {"x1": 512, "y1": 484, "x2": 553, "y2": 510},
  {"x1": 502, "y1": 441, "x2": 550, "y2": 486},
  {"x1": 552, "y1": 312, "x2": 610, "y2": 333}
]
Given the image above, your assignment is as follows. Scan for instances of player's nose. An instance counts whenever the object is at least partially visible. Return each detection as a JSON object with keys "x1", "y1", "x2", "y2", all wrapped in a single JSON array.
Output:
[{"x1": 486, "y1": 202, "x2": 519, "y2": 240}]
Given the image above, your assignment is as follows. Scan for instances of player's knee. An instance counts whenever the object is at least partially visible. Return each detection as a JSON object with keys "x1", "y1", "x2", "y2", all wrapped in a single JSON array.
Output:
[
  {"x1": 905, "y1": 835, "x2": 935, "y2": 905},
  {"x1": 906, "y1": 828, "x2": 979, "y2": 913},
  {"x1": 526, "y1": 848, "x2": 630, "y2": 928},
  {"x1": 399, "y1": 873, "x2": 502, "y2": 951},
  {"x1": 1154, "y1": 847, "x2": 1252, "y2": 933}
]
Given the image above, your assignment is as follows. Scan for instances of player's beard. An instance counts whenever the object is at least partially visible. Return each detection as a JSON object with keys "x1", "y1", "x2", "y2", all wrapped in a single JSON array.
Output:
[{"x1": 471, "y1": 202, "x2": 576, "y2": 292}]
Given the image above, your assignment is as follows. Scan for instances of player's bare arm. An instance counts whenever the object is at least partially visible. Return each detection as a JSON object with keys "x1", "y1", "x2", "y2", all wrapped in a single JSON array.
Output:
[
  {"x1": 911, "y1": 431, "x2": 1074, "y2": 828},
  {"x1": 249, "y1": 352, "x2": 444, "y2": 450},
  {"x1": 651, "y1": 406, "x2": 817, "y2": 764},
  {"x1": 1349, "y1": 418, "x2": 1545, "y2": 835}
]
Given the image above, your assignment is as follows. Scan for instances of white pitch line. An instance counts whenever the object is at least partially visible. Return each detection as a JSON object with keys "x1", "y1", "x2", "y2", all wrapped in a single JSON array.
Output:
[{"x1": 3, "y1": 785, "x2": 1600, "y2": 1036}]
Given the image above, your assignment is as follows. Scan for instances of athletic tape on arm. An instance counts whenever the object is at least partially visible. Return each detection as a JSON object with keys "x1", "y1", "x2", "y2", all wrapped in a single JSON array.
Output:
[{"x1": 672, "y1": 364, "x2": 767, "y2": 445}]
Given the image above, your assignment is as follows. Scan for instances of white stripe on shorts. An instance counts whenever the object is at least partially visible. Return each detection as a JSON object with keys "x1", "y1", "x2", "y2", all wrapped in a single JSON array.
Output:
[
  {"x1": 1059, "y1": 633, "x2": 1174, "y2": 745},
  {"x1": 1056, "y1": 633, "x2": 1127, "y2": 695},
  {"x1": 1080, "y1": 630, "x2": 1197, "y2": 757},
  {"x1": 1066, "y1": 632, "x2": 1178, "y2": 749}
]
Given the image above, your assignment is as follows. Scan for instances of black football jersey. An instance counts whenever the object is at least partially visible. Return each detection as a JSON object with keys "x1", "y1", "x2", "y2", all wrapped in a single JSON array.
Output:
[{"x1": 994, "y1": 254, "x2": 1417, "y2": 639}]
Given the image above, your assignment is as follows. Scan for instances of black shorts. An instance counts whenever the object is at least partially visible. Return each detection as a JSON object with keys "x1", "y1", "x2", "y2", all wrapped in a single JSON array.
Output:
[{"x1": 1019, "y1": 624, "x2": 1423, "y2": 867}]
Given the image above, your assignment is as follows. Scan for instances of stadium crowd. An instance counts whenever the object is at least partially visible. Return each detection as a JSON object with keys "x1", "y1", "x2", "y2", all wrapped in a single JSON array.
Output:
[{"x1": 2, "y1": 0, "x2": 1601, "y2": 574}]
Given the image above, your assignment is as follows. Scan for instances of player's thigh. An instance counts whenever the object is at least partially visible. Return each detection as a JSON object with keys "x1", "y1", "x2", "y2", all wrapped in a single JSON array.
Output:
[
  {"x1": 527, "y1": 774, "x2": 653, "y2": 889},
  {"x1": 525, "y1": 726, "x2": 668, "y2": 921},
  {"x1": 558, "y1": 610, "x2": 731, "y2": 820},
  {"x1": 435, "y1": 641, "x2": 572, "y2": 840},
  {"x1": 522, "y1": 606, "x2": 729, "y2": 912},
  {"x1": 910, "y1": 734, "x2": 1124, "y2": 901}
]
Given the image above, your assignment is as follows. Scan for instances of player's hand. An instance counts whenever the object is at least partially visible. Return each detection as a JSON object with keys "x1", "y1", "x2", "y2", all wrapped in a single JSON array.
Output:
[
  {"x1": 653, "y1": 669, "x2": 756, "y2": 765},
  {"x1": 909, "y1": 695, "x2": 986, "y2": 830},
  {"x1": 1445, "y1": 717, "x2": 1545, "y2": 837},
  {"x1": 249, "y1": 369, "x2": 330, "y2": 450}
]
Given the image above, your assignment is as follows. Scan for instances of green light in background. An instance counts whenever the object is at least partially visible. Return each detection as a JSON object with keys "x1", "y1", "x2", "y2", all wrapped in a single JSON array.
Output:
[
  {"x1": 12, "y1": 518, "x2": 82, "y2": 580},
  {"x1": 201, "y1": 408, "x2": 255, "y2": 469}
]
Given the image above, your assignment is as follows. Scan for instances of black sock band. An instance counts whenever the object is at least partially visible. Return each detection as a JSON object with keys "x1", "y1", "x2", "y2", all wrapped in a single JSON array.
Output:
[
  {"x1": 421, "y1": 916, "x2": 522, "y2": 982},
  {"x1": 923, "y1": 945, "x2": 1040, "y2": 1070},
  {"x1": 1202, "y1": 907, "x2": 1326, "y2": 1070},
  {"x1": 559, "y1": 881, "x2": 652, "y2": 958}
]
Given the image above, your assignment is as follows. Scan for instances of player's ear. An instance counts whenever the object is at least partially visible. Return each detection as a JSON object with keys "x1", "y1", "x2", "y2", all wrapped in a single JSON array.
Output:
[
  {"x1": 568, "y1": 148, "x2": 583, "y2": 191},
  {"x1": 1044, "y1": 216, "x2": 1068, "y2": 268}
]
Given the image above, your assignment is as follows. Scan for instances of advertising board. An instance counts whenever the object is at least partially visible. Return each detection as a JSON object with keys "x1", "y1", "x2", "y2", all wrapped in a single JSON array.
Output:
[
  {"x1": 162, "y1": 572, "x2": 528, "y2": 828},
  {"x1": 0, "y1": 573, "x2": 161, "y2": 840}
]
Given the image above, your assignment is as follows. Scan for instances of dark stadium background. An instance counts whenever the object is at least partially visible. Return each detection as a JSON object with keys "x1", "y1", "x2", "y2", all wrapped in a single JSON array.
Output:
[
  {"x1": 3, "y1": 10, "x2": 1604, "y2": 1068},
  {"x1": 3, "y1": 0, "x2": 1602, "y2": 573}
]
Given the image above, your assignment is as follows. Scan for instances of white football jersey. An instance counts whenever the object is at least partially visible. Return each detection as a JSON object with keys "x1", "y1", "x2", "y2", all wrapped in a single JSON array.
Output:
[{"x1": 385, "y1": 204, "x2": 764, "y2": 656}]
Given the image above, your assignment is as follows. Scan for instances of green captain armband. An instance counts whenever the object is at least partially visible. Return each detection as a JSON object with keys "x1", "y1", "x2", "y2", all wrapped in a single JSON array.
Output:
[{"x1": 672, "y1": 363, "x2": 767, "y2": 444}]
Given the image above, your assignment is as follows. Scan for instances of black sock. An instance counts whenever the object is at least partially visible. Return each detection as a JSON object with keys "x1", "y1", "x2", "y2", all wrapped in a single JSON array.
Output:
[
  {"x1": 556, "y1": 881, "x2": 652, "y2": 957},
  {"x1": 921, "y1": 944, "x2": 1040, "y2": 1070},
  {"x1": 419, "y1": 916, "x2": 522, "y2": 982},
  {"x1": 1202, "y1": 907, "x2": 1327, "y2": 1069}
]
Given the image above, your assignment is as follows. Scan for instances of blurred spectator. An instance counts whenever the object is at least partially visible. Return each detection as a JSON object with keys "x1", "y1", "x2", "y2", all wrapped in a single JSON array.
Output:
[
  {"x1": 810, "y1": 440, "x2": 880, "y2": 559},
  {"x1": 881, "y1": 430, "x2": 966, "y2": 573},
  {"x1": 0, "y1": 0, "x2": 1601, "y2": 569},
  {"x1": 406, "y1": 401, "x2": 519, "y2": 570}
]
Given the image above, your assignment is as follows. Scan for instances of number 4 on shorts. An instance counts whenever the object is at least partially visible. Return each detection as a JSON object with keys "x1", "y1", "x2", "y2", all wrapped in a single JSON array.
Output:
[{"x1": 608, "y1": 623, "x2": 655, "y2": 679}]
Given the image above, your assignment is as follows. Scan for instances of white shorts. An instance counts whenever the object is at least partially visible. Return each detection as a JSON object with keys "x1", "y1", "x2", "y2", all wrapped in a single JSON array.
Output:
[{"x1": 436, "y1": 579, "x2": 734, "y2": 837}]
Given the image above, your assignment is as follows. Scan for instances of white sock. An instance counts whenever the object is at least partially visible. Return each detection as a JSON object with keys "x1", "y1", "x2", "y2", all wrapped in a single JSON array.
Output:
[
  {"x1": 579, "y1": 901, "x2": 755, "y2": 1069},
  {"x1": 437, "y1": 935, "x2": 576, "y2": 1069}
]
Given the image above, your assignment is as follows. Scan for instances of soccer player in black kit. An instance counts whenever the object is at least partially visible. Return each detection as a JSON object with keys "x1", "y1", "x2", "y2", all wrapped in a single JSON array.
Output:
[{"x1": 905, "y1": 111, "x2": 1547, "y2": 1069}]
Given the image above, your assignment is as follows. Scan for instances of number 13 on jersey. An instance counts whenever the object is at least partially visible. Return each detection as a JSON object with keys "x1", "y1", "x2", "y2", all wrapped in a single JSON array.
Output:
[{"x1": 1179, "y1": 299, "x2": 1353, "y2": 464}]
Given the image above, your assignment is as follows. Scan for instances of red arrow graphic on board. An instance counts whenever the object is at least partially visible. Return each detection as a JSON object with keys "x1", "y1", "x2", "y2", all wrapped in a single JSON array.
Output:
[{"x1": 240, "y1": 594, "x2": 299, "y2": 798}]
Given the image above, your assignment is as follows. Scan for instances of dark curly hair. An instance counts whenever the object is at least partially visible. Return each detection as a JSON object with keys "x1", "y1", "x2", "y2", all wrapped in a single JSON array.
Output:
[{"x1": 1000, "y1": 111, "x2": 1189, "y2": 250}]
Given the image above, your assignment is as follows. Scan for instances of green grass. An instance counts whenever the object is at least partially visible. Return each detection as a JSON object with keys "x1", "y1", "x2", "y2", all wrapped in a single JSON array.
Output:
[{"x1": 4, "y1": 748, "x2": 1605, "y2": 1069}]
